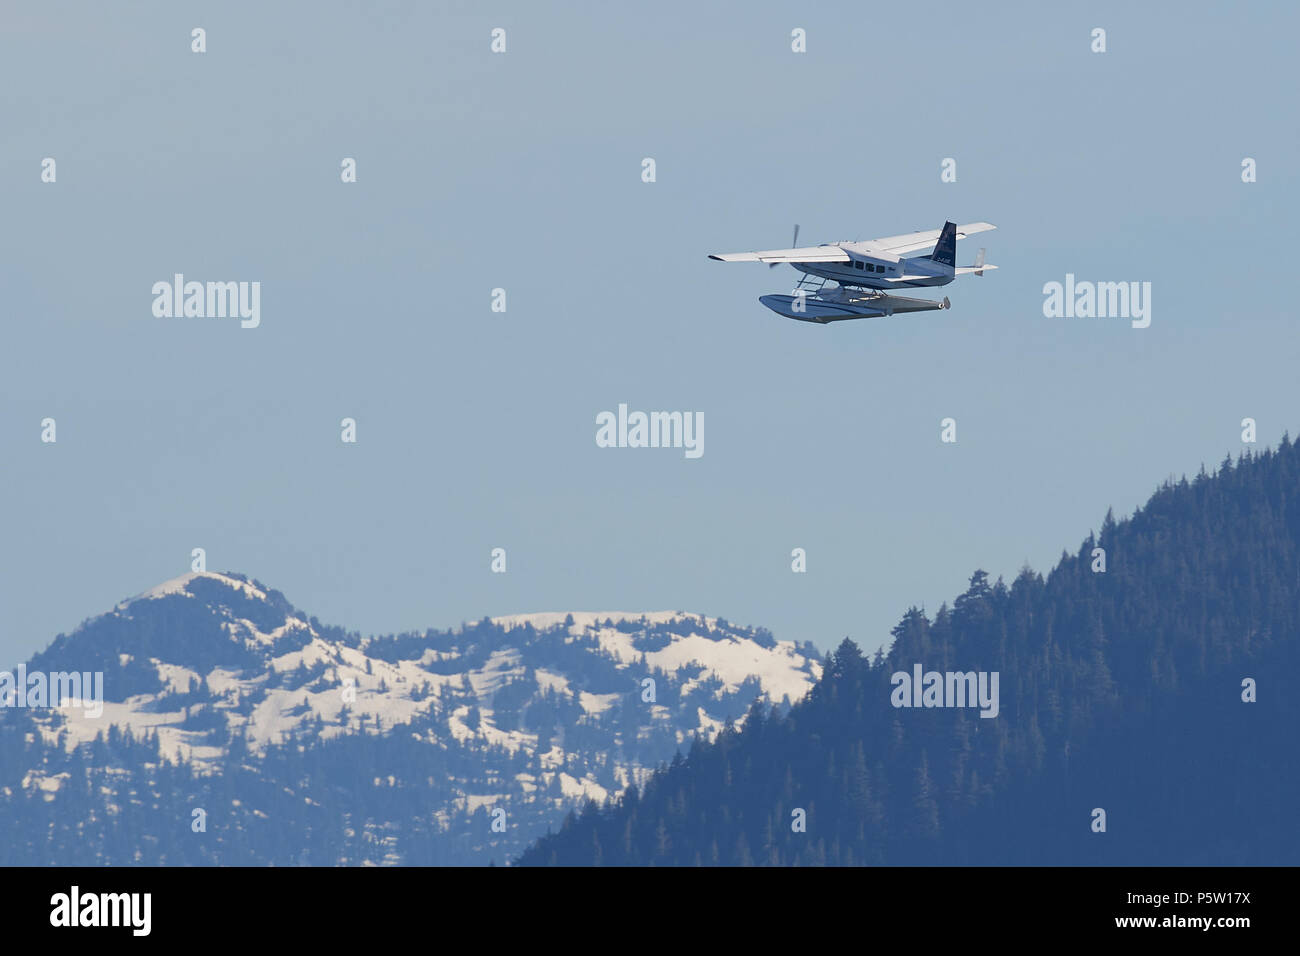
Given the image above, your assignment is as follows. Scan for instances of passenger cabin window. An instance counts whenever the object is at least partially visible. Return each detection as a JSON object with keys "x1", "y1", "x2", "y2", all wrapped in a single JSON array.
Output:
[{"x1": 854, "y1": 260, "x2": 864, "y2": 270}]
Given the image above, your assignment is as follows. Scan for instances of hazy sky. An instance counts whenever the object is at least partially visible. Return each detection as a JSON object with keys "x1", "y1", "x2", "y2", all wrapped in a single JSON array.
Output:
[{"x1": 4, "y1": 1, "x2": 1296, "y2": 664}]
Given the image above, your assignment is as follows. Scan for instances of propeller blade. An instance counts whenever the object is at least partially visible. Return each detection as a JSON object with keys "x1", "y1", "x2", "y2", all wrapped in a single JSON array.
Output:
[{"x1": 769, "y1": 224, "x2": 800, "y2": 268}]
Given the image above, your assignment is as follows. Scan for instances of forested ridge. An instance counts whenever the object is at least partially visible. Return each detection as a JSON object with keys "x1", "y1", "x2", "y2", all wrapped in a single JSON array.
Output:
[{"x1": 520, "y1": 439, "x2": 1300, "y2": 865}]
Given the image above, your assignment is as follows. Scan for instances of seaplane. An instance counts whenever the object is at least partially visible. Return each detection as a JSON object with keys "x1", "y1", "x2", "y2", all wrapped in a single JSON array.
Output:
[{"x1": 709, "y1": 220, "x2": 997, "y2": 323}]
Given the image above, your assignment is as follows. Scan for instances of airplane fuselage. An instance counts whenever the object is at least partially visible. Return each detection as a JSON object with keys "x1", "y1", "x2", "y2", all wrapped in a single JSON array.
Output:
[{"x1": 793, "y1": 244, "x2": 953, "y2": 289}]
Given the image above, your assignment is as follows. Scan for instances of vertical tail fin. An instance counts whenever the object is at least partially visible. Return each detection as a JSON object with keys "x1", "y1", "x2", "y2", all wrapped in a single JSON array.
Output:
[{"x1": 929, "y1": 221, "x2": 957, "y2": 267}]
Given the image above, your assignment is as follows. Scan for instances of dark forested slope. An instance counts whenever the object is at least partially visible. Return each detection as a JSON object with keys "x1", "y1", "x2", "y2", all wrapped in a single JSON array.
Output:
[{"x1": 520, "y1": 440, "x2": 1300, "y2": 865}]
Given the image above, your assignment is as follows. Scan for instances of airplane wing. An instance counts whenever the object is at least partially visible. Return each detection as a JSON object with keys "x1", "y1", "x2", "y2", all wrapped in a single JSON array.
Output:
[
  {"x1": 865, "y1": 222, "x2": 996, "y2": 256},
  {"x1": 708, "y1": 245, "x2": 850, "y2": 264}
]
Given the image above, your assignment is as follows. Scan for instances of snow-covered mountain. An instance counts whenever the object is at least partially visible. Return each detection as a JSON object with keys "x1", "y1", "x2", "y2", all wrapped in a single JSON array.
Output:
[{"x1": 6, "y1": 571, "x2": 821, "y2": 865}]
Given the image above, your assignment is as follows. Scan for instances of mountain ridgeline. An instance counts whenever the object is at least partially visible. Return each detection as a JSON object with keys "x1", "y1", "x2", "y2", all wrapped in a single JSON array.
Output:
[
  {"x1": 519, "y1": 440, "x2": 1300, "y2": 865},
  {"x1": 0, "y1": 583, "x2": 819, "y2": 865}
]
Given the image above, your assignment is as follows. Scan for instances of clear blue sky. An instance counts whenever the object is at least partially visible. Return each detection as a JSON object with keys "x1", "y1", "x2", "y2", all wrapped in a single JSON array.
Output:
[{"x1": 3, "y1": 0, "x2": 1296, "y2": 664}]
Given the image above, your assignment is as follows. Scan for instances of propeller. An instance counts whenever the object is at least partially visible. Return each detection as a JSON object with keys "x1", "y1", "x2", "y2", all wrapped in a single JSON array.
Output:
[{"x1": 769, "y1": 224, "x2": 799, "y2": 268}]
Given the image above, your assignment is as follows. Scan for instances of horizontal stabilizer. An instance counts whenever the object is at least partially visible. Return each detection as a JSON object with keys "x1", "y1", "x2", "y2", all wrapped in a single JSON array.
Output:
[{"x1": 954, "y1": 264, "x2": 998, "y2": 275}]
